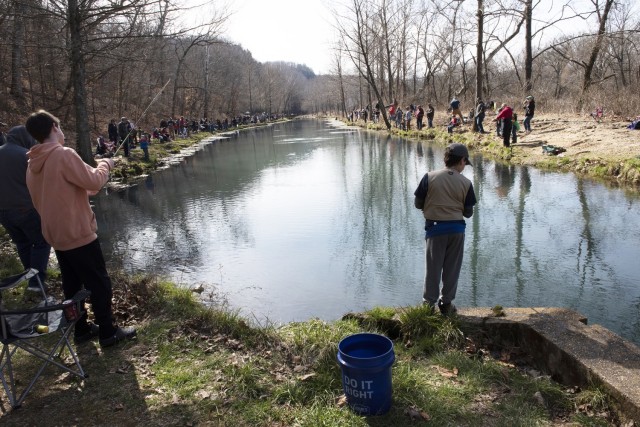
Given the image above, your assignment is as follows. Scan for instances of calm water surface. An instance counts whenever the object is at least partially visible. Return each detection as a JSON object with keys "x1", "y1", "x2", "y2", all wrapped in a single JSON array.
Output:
[{"x1": 94, "y1": 119, "x2": 640, "y2": 344}]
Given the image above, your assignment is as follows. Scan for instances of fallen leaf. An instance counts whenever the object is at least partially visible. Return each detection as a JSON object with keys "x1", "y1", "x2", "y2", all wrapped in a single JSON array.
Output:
[
  {"x1": 434, "y1": 366, "x2": 458, "y2": 378},
  {"x1": 195, "y1": 390, "x2": 211, "y2": 400},
  {"x1": 293, "y1": 365, "x2": 305, "y2": 373},
  {"x1": 336, "y1": 394, "x2": 348, "y2": 407},
  {"x1": 116, "y1": 364, "x2": 130, "y2": 374},
  {"x1": 404, "y1": 405, "x2": 431, "y2": 421},
  {"x1": 298, "y1": 373, "x2": 316, "y2": 381}
]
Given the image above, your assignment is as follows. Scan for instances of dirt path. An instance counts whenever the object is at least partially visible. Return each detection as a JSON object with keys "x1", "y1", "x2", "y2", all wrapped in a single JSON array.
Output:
[{"x1": 481, "y1": 113, "x2": 640, "y2": 164}]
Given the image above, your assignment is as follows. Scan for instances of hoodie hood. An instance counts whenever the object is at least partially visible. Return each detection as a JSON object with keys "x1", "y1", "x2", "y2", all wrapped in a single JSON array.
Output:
[
  {"x1": 27, "y1": 142, "x2": 61, "y2": 174},
  {"x1": 7, "y1": 125, "x2": 37, "y2": 149}
]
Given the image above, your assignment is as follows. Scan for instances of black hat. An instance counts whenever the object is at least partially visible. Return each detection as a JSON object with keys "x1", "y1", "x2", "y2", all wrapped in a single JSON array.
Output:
[{"x1": 447, "y1": 143, "x2": 472, "y2": 166}]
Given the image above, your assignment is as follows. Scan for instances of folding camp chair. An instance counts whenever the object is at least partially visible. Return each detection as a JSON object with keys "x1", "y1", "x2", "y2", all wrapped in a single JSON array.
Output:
[{"x1": 0, "y1": 268, "x2": 89, "y2": 408}]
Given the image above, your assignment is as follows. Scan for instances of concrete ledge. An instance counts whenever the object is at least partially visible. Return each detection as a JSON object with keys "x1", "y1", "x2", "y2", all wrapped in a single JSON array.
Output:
[{"x1": 458, "y1": 307, "x2": 640, "y2": 423}]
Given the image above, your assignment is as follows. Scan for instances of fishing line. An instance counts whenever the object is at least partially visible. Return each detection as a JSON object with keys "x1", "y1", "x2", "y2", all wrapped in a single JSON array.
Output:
[{"x1": 114, "y1": 79, "x2": 171, "y2": 156}]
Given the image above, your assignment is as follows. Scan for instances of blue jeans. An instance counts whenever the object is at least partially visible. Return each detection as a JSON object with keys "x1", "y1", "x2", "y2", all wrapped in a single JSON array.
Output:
[
  {"x1": 476, "y1": 115, "x2": 485, "y2": 133},
  {"x1": 523, "y1": 116, "x2": 532, "y2": 132},
  {"x1": 0, "y1": 207, "x2": 51, "y2": 287}
]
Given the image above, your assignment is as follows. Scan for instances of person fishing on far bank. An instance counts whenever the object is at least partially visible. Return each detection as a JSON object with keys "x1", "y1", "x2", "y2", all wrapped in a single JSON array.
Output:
[{"x1": 414, "y1": 143, "x2": 477, "y2": 315}]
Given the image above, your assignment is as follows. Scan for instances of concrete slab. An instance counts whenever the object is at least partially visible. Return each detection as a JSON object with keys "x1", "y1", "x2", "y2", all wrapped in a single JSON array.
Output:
[{"x1": 458, "y1": 307, "x2": 640, "y2": 423}]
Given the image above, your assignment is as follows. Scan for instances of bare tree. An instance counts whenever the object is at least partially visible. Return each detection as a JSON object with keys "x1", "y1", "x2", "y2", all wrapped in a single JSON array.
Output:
[
  {"x1": 580, "y1": 0, "x2": 616, "y2": 105},
  {"x1": 170, "y1": 31, "x2": 221, "y2": 117},
  {"x1": 334, "y1": 0, "x2": 393, "y2": 129}
]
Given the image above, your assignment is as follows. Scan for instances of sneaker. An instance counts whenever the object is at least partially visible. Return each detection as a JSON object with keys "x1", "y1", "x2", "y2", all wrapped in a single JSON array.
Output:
[
  {"x1": 99, "y1": 326, "x2": 137, "y2": 348},
  {"x1": 74, "y1": 323, "x2": 99, "y2": 345},
  {"x1": 438, "y1": 300, "x2": 458, "y2": 316}
]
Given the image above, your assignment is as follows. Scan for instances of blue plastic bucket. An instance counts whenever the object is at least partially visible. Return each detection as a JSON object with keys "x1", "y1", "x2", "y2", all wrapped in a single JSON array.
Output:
[{"x1": 336, "y1": 333, "x2": 395, "y2": 415}]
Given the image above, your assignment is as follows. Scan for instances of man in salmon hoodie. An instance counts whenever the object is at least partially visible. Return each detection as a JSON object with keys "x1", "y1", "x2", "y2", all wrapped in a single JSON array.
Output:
[{"x1": 25, "y1": 110, "x2": 136, "y2": 348}]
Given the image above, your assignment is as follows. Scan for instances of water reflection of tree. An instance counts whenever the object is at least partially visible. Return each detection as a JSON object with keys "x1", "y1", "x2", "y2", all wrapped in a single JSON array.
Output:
[
  {"x1": 514, "y1": 167, "x2": 531, "y2": 306},
  {"x1": 468, "y1": 159, "x2": 485, "y2": 306},
  {"x1": 338, "y1": 132, "x2": 422, "y2": 302}
]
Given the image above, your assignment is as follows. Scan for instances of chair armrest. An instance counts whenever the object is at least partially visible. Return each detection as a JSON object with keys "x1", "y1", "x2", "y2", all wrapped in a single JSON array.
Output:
[
  {"x1": 0, "y1": 270, "x2": 32, "y2": 289},
  {"x1": 0, "y1": 290, "x2": 91, "y2": 315}
]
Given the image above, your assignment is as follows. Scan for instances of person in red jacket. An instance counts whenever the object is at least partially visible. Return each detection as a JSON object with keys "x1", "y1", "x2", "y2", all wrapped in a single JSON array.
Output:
[
  {"x1": 25, "y1": 110, "x2": 136, "y2": 348},
  {"x1": 493, "y1": 104, "x2": 513, "y2": 147}
]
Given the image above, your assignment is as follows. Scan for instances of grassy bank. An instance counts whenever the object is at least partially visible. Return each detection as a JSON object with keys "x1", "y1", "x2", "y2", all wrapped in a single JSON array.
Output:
[{"x1": 0, "y1": 246, "x2": 624, "y2": 426}]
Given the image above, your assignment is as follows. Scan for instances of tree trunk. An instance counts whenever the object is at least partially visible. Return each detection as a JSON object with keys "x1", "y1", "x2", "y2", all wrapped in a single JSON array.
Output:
[
  {"x1": 524, "y1": 0, "x2": 533, "y2": 93},
  {"x1": 381, "y1": 3, "x2": 394, "y2": 103},
  {"x1": 474, "y1": 0, "x2": 484, "y2": 132},
  {"x1": 68, "y1": 0, "x2": 94, "y2": 165},
  {"x1": 10, "y1": 0, "x2": 26, "y2": 98},
  {"x1": 338, "y1": 62, "x2": 347, "y2": 118},
  {"x1": 203, "y1": 45, "x2": 210, "y2": 118},
  {"x1": 579, "y1": 0, "x2": 614, "y2": 110}
]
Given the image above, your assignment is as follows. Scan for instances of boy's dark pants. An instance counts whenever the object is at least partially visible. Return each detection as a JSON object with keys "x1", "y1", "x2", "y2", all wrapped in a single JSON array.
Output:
[
  {"x1": 502, "y1": 118, "x2": 512, "y2": 147},
  {"x1": 55, "y1": 238, "x2": 115, "y2": 337}
]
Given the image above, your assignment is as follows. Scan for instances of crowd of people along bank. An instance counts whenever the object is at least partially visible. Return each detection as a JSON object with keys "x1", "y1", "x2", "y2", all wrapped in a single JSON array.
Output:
[
  {"x1": 348, "y1": 95, "x2": 536, "y2": 148},
  {"x1": 96, "y1": 112, "x2": 282, "y2": 159}
]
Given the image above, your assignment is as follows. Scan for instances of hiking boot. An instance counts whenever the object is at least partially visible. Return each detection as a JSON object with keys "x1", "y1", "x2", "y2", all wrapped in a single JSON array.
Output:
[
  {"x1": 99, "y1": 326, "x2": 137, "y2": 348},
  {"x1": 438, "y1": 300, "x2": 458, "y2": 316},
  {"x1": 74, "y1": 323, "x2": 99, "y2": 345}
]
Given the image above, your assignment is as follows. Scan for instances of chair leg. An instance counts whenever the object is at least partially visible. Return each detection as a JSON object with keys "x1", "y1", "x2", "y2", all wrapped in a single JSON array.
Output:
[
  {"x1": 0, "y1": 344, "x2": 20, "y2": 408},
  {"x1": 0, "y1": 327, "x2": 87, "y2": 408}
]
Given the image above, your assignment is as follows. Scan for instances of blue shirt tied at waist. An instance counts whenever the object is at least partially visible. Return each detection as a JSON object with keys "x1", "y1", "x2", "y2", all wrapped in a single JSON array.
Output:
[{"x1": 424, "y1": 219, "x2": 466, "y2": 239}]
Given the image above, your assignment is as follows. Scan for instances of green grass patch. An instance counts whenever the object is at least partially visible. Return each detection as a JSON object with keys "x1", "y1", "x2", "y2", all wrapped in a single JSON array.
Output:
[{"x1": 0, "y1": 269, "x2": 624, "y2": 426}]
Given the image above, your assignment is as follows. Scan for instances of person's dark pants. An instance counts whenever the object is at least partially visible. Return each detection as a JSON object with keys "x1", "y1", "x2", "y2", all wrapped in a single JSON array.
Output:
[
  {"x1": 502, "y1": 118, "x2": 512, "y2": 147},
  {"x1": 55, "y1": 239, "x2": 116, "y2": 338},
  {"x1": 476, "y1": 115, "x2": 485, "y2": 133},
  {"x1": 523, "y1": 116, "x2": 532, "y2": 132},
  {"x1": 423, "y1": 233, "x2": 465, "y2": 306},
  {"x1": 0, "y1": 208, "x2": 51, "y2": 288},
  {"x1": 417, "y1": 117, "x2": 423, "y2": 130},
  {"x1": 496, "y1": 119, "x2": 502, "y2": 136},
  {"x1": 0, "y1": 207, "x2": 51, "y2": 288},
  {"x1": 142, "y1": 147, "x2": 149, "y2": 161},
  {"x1": 427, "y1": 117, "x2": 434, "y2": 128},
  {"x1": 122, "y1": 138, "x2": 130, "y2": 157}
]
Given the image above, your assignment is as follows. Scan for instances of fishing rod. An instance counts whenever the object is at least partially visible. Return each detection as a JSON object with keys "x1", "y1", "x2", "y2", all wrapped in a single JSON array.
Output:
[{"x1": 114, "y1": 79, "x2": 171, "y2": 156}]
